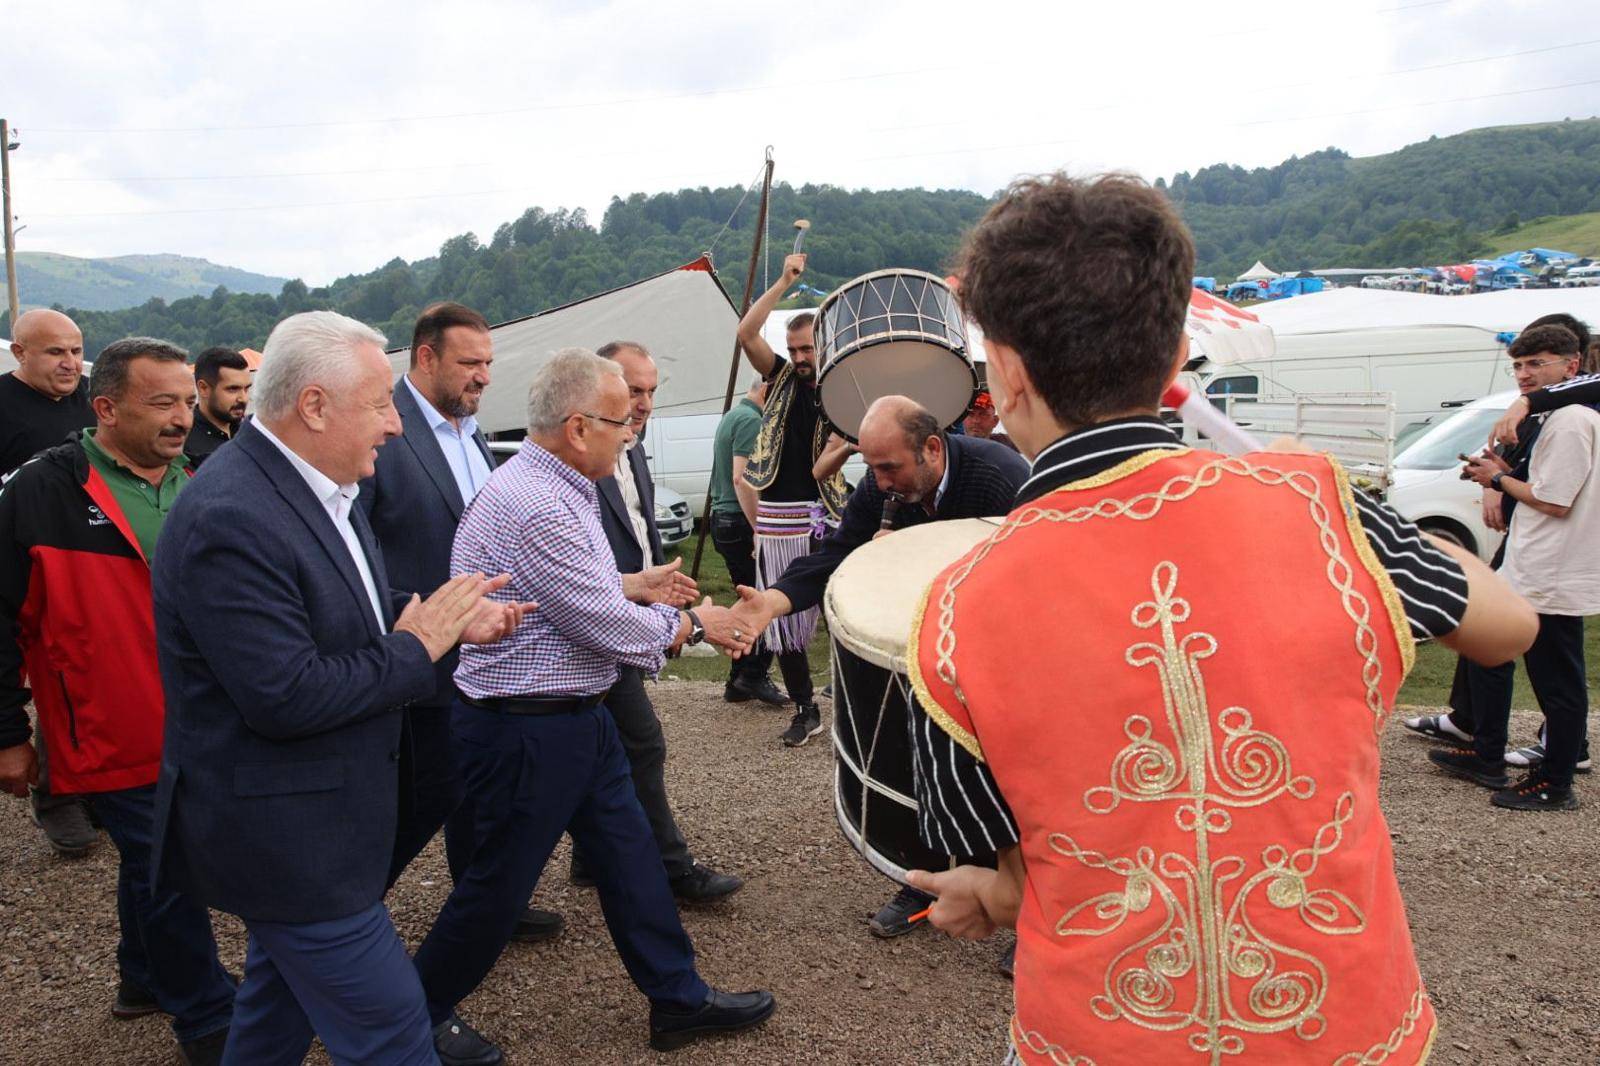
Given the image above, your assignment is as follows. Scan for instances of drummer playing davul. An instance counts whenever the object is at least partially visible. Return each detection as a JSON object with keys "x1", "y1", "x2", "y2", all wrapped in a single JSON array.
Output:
[{"x1": 902, "y1": 172, "x2": 1536, "y2": 1064}]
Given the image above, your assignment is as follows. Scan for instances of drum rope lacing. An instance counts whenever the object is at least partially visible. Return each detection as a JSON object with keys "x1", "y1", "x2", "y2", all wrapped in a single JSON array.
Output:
[{"x1": 832, "y1": 642, "x2": 920, "y2": 814}]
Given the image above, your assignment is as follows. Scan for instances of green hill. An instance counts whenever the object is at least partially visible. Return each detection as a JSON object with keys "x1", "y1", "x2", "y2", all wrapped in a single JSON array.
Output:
[
  {"x1": 1484, "y1": 211, "x2": 1600, "y2": 257},
  {"x1": 14, "y1": 251, "x2": 287, "y2": 312},
  {"x1": 10, "y1": 118, "x2": 1600, "y2": 356}
]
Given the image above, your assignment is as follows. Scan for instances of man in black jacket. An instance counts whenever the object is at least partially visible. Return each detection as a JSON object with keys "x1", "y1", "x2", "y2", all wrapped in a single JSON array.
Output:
[
  {"x1": 729, "y1": 395, "x2": 1027, "y2": 941},
  {"x1": 584, "y1": 340, "x2": 742, "y2": 904}
]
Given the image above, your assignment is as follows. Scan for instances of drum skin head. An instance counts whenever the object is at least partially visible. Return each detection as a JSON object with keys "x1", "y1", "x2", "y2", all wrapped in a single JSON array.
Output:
[
  {"x1": 818, "y1": 339, "x2": 978, "y2": 442},
  {"x1": 823, "y1": 518, "x2": 999, "y2": 671}
]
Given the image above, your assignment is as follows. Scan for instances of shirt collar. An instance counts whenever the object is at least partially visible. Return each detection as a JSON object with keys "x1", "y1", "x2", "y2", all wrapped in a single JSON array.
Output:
[
  {"x1": 82, "y1": 427, "x2": 187, "y2": 486},
  {"x1": 253, "y1": 416, "x2": 358, "y2": 512},
  {"x1": 404, "y1": 374, "x2": 478, "y2": 437},
  {"x1": 1015, "y1": 416, "x2": 1185, "y2": 506},
  {"x1": 518, "y1": 437, "x2": 597, "y2": 499},
  {"x1": 934, "y1": 445, "x2": 952, "y2": 508}
]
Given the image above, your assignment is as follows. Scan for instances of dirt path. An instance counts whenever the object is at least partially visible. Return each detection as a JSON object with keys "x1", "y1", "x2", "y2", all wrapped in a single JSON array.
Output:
[{"x1": 1, "y1": 689, "x2": 1594, "y2": 1063}]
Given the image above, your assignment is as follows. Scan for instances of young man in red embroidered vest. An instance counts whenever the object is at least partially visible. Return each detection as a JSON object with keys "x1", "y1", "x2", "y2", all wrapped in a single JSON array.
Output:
[
  {"x1": 0, "y1": 338, "x2": 236, "y2": 1064},
  {"x1": 900, "y1": 174, "x2": 1537, "y2": 1064}
]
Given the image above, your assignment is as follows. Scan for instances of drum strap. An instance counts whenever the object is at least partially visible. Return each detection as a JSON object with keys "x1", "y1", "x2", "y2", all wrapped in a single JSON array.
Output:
[{"x1": 741, "y1": 360, "x2": 849, "y2": 521}]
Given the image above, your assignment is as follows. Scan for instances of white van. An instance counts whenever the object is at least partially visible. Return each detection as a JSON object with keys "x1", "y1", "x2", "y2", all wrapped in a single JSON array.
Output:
[{"x1": 1193, "y1": 324, "x2": 1517, "y2": 435}]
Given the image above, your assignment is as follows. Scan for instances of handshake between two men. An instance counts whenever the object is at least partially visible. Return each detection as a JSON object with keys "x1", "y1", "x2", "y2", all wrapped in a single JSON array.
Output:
[{"x1": 620, "y1": 556, "x2": 765, "y2": 657}]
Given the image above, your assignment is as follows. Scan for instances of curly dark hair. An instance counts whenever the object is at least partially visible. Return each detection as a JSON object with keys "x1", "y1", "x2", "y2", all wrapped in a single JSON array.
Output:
[
  {"x1": 955, "y1": 173, "x2": 1194, "y2": 428},
  {"x1": 1508, "y1": 324, "x2": 1580, "y2": 359}
]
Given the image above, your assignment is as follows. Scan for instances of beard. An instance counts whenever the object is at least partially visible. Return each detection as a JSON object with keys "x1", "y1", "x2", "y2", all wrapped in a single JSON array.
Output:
[{"x1": 438, "y1": 387, "x2": 483, "y2": 419}]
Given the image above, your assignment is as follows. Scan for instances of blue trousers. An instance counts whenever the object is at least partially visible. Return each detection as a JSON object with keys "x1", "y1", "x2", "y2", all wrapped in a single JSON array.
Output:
[
  {"x1": 414, "y1": 699, "x2": 709, "y2": 1024},
  {"x1": 86, "y1": 784, "x2": 233, "y2": 1043},
  {"x1": 223, "y1": 903, "x2": 436, "y2": 1066}
]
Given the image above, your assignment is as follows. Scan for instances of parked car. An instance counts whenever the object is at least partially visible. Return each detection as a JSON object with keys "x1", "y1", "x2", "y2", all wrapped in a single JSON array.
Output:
[
  {"x1": 1381, "y1": 389, "x2": 1518, "y2": 561},
  {"x1": 485, "y1": 439, "x2": 693, "y2": 548}
]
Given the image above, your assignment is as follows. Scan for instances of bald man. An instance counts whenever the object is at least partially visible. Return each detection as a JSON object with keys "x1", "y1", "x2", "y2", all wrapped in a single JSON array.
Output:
[
  {"x1": 728, "y1": 395, "x2": 1027, "y2": 947},
  {"x1": 1, "y1": 310, "x2": 101, "y2": 862},
  {"x1": 3, "y1": 310, "x2": 93, "y2": 477}
]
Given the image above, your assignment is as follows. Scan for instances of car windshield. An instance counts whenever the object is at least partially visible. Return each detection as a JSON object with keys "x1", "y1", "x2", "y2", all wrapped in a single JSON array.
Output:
[{"x1": 1393, "y1": 406, "x2": 1505, "y2": 471}]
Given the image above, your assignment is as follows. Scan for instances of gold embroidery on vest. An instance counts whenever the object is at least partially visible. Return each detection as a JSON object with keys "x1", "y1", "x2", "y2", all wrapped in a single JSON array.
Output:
[
  {"x1": 1333, "y1": 989, "x2": 1435, "y2": 1065},
  {"x1": 1012, "y1": 1014, "x2": 1098, "y2": 1065},
  {"x1": 1016, "y1": 563, "x2": 1368, "y2": 1063},
  {"x1": 929, "y1": 457, "x2": 1393, "y2": 742}
]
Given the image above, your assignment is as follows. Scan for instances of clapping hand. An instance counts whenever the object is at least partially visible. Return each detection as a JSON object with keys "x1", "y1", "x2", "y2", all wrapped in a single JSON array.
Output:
[
  {"x1": 623, "y1": 557, "x2": 699, "y2": 608},
  {"x1": 461, "y1": 594, "x2": 536, "y2": 645},
  {"x1": 396, "y1": 573, "x2": 518, "y2": 662}
]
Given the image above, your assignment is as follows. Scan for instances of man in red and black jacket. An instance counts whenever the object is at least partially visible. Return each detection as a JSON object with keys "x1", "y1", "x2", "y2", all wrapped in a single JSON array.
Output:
[{"x1": 0, "y1": 338, "x2": 235, "y2": 1065}]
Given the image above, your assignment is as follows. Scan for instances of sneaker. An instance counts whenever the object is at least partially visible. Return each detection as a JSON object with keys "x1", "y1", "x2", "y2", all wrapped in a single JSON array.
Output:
[
  {"x1": 997, "y1": 942, "x2": 1016, "y2": 980},
  {"x1": 649, "y1": 988, "x2": 776, "y2": 1051},
  {"x1": 780, "y1": 703, "x2": 823, "y2": 748},
  {"x1": 1401, "y1": 712, "x2": 1472, "y2": 743},
  {"x1": 1426, "y1": 747, "x2": 1510, "y2": 790},
  {"x1": 31, "y1": 792, "x2": 98, "y2": 858},
  {"x1": 112, "y1": 977, "x2": 163, "y2": 1019},
  {"x1": 820, "y1": 683, "x2": 834, "y2": 700},
  {"x1": 724, "y1": 676, "x2": 788, "y2": 707},
  {"x1": 509, "y1": 906, "x2": 565, "y2": 943},
  {"x1": 1505, "y1": 740, "x2": 1593, "y2": 774},
  {"x1": 1490, "y1": 774, "x2": 1578, "y2": 812},
  {"x1": 670, "y1": 863, "x2": 743, "y2": 904},
  {"x1": 868, "y1": 885, "x2": 934, "y2": 938},
  {"x1": 433, "y1": 1012, "x2": 503, "y2": 1066}
]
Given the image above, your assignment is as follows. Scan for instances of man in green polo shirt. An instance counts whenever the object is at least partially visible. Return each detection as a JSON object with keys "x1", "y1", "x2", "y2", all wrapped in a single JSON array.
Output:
[
  {"x1": 0, "y1": 336, "x2": 237, "y2": 1063},
  {"x1": 709, "y1": 377, "x2": 785, "y2": 705}
]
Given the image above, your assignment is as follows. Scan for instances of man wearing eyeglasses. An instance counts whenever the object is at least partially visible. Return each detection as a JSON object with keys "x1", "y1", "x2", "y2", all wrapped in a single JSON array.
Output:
[
  {"x1": 413, "y1": 349, "x2": 774, "y2": 1062},
  {"x1": 1429, "y1": 323, "x2": 1600, "y2": 811}
]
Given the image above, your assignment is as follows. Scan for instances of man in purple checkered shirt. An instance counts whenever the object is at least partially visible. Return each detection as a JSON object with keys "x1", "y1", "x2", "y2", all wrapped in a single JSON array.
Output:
[{"x1": 412, "y1": 349, "x2": 776, "y2": 1063}]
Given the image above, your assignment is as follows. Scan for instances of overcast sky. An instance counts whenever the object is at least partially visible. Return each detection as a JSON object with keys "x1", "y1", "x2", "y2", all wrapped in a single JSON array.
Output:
[{"x1": 6, "y1": 0, "x2": 1598, "y2": 286}]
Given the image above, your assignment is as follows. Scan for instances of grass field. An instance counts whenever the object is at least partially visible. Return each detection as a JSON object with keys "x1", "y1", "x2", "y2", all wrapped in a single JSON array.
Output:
[
  {"x1": 1484, "y1": 210, "x2": 1600, "y2": 258},
  {"x1": 664, "y1": 537, "x2": 1596, "y2": 711}
]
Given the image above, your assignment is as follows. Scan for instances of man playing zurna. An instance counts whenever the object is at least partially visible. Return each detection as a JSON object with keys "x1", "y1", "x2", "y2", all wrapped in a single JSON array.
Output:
[
  {"x1": 902, "y1": 172, "x2": 1536, "y2": 1064},
  {"x1": 735, "y1": 254, "x2": 851, "y2": 748}
]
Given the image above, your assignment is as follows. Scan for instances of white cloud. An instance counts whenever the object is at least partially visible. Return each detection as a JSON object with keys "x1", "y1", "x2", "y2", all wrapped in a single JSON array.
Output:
[{"x1": 6, "y1": 0, "x2": 1597, "y2": 285}]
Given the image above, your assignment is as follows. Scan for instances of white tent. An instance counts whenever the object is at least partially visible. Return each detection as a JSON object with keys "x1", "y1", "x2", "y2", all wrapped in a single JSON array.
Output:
[
  {"x1": 1237, "y1": 260, "x2": 1279, "y2": 281},
  {"x1": 1251, "y1": 287, "x2": 1600, "y2": 336},
  {"x1": 387, "y1": 256, "x2": 753, "y2": 435}
]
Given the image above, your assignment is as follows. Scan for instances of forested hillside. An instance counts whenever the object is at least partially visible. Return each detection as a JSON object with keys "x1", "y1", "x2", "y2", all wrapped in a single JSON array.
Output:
[{"x1": 9, "y1": 118, "x2": 1598, "y2": 357}]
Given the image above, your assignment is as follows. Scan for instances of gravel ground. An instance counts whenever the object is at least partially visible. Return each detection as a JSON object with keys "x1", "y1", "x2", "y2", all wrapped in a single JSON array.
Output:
[{"x1": 1, "y1": 690, "x2": 1596, "y2": 1064}]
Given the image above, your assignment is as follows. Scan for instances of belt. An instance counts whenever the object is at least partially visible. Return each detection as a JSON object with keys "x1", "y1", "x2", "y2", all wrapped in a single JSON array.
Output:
[{"x1": 461, "y1": 692, "x2": 606, "y2": 716}]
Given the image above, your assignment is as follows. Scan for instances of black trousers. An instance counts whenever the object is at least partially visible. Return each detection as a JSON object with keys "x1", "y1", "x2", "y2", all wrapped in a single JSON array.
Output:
[
  {"x1": 709, "y1": 511, "x2": 774, "y2": 685},
  {"x1": 1472, "y1": 612, "x2": 1590, "y2": 790},
  {"x1": 573, "y1": 665, "x2": 694, "y2": 879}
]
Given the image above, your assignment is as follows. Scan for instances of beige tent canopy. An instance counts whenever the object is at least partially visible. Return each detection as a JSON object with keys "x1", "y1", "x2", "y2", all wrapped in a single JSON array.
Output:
[
  {"x1": 386, "y1": 255, "x2": 753, "y2": 436},
  {"x1": 1237, "y1": 260, "x2": 1279, "y2": 282}
]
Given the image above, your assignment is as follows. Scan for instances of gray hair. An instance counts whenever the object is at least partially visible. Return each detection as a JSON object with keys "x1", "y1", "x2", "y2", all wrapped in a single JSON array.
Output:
[
  {"x1": 527, "y1": 347, "x2": 623, "y2": 435},
  {"x1": 89, "y1": 337, "x2": 189, "y2": 401},
  {"x1": 254, "y1": 311, "x2": 387, "y2": 421}
]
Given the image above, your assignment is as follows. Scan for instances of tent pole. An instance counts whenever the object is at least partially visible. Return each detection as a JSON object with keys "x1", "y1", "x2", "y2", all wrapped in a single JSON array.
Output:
[{"x1": 690, "y1": 148, "x2": 774, "y2": 581}]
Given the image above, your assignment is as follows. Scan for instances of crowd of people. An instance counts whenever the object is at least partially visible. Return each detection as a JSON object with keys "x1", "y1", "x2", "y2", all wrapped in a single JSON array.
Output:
[{"x1": 0, "y1": 170, "x2": 1588, "y2": 1065}]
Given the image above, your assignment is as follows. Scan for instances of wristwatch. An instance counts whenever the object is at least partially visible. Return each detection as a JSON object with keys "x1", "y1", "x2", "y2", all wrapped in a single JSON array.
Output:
[
  {"x1": 682, "y1": 608, "x2": 706, "y2": 646},
  {"x1": 1490, "y1": 472, "x2": 1505, "y2": 491}
]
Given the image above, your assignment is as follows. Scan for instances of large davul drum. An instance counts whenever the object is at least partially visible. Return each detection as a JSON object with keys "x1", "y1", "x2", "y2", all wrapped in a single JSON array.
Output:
[
  {"x1": 812, "y1": 269, "x2": 979, "y2": 442},
  {"x1": 823, "y1": 518, "x2": 999, "y2": 883}
]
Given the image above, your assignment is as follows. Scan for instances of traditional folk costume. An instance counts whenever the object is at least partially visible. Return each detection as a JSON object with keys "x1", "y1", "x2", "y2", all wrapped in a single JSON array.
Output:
[
  {"x1": 741, "y1": 358, "x2": 848, "y2": 653},
  {"x1": 907, "y1": 418, "x2": 1470, "y2": 1065}
]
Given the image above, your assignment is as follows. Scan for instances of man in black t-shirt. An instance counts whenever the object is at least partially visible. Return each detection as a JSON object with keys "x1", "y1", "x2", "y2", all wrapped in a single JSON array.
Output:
[
  {"x1": 1, "y1": 309, "x2": 101, "y2": 864},
  {"x1": 1, "y1": 309, "x2": 94, "y2": 478},
  {"x1": 734, "y1": 254, "x2": 853, "y2": 747},
  {"x1": 184, "y1": 347, "x2": 252, "y2": 469}
]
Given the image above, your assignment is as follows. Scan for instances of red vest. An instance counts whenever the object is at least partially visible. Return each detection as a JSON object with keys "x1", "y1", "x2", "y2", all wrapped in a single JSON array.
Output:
[{"x1": 911, "y1": 448, "x2": 1436, "y2": 1065}]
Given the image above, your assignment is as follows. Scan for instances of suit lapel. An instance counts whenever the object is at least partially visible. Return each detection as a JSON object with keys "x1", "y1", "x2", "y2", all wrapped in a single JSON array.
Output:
[
  {"x1": 630, "y1": 446, "x2": 665, "y2": 565},
  {"x1": 598, "y1": 467, "x2": 630, "y2": 532},
  {"x1": 235, "y1": 424, "x2": 383, "y2": 638},
  {"x1": 351, "y1": 505, "x2": 395, "y2": 629},
  {"x1": 396, "y1": 379, "x2": 467, "y2": 519}
]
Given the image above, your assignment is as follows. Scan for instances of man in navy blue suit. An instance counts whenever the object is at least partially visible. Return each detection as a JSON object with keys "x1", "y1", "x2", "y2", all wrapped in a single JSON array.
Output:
[
  {"x1": 357, "y1": 302, "x2": 563, "y2": 945},
  {"x1": 151, "y1": 311, "x2": 527, "y2": 1066}
]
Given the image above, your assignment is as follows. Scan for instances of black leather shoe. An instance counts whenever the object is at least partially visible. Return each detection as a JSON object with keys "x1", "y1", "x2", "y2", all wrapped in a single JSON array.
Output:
[
  {"x1": 433, "y1": 1012, "x2": 504, "y2": 1066},
  {"x1": 670, "y1": 864, "x2": 743, "y2": 904},
  {"x1": 510, "y1": 906, "x2": 565, "y2": 943},
  {"x1": 112, "y1": 977, "x2": 163, "y2": 1019},
  {"x1": 649, "y1": 988, "x2": 776, "y2": 1051},
  {"x1": 178, "y1": 1027, "x2": 229, "y2": 1066},
  {"x1": 1427, "y1": 747, "x2": 1510, "y2": 789},
  {"x1": 724, "y1": 676, "x2": 788, "y2": 706}
]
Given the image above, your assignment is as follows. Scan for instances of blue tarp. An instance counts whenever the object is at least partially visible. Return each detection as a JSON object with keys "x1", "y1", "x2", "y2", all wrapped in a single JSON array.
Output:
[
  {"x1": 1497, "y1": 248, "x2": 1580, "y2": 265},
  {"x1": 1193, "y1": 277, "x2": 1216, "y2": 292},
  {"x1": 1265, "y1": 277, "x2": 1325, "y2": 299}
]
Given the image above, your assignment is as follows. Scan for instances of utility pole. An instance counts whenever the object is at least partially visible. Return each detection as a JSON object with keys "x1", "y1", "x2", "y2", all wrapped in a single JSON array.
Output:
[{"x1": 1, "y1": 119, "x2": 17, "y2": 329}]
